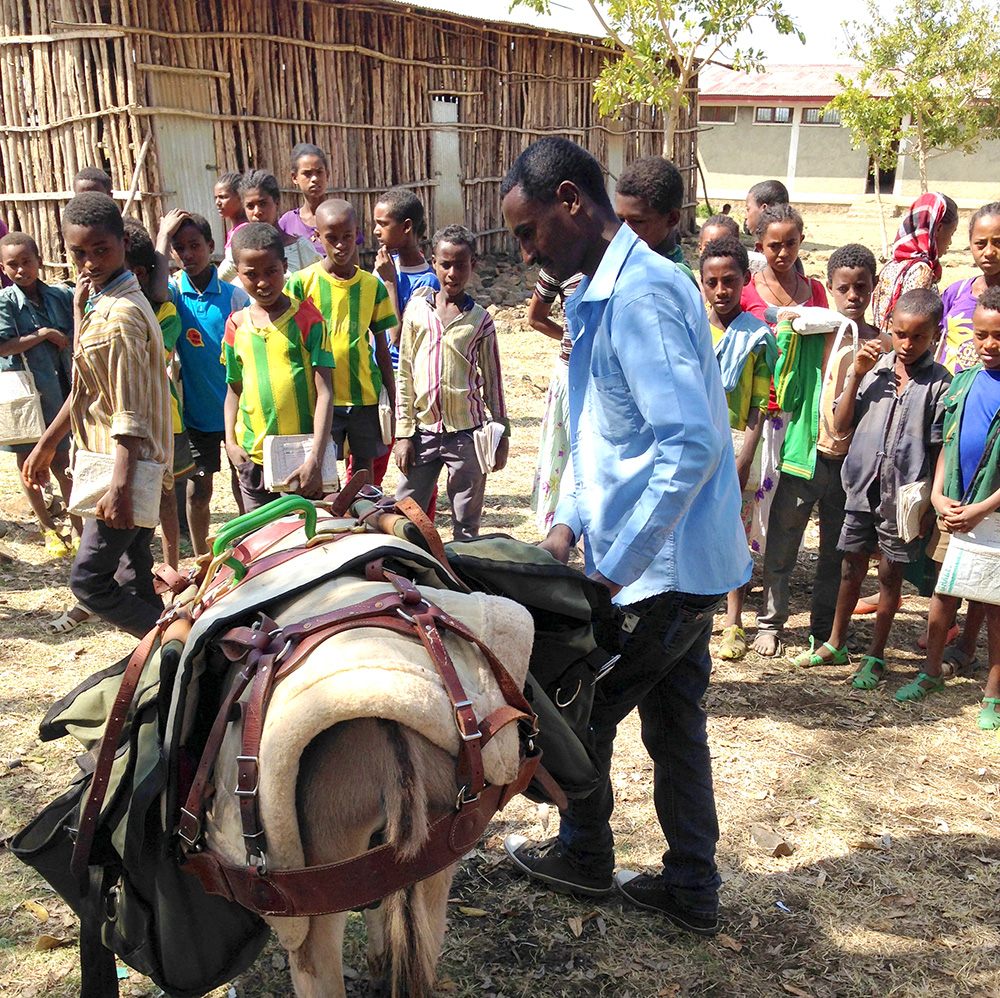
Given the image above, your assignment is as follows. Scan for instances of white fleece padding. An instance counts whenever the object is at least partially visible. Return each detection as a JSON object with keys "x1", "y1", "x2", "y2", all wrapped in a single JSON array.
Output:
[{"x1": 207, "y1": 578, "x2": 533, "y2": 949}]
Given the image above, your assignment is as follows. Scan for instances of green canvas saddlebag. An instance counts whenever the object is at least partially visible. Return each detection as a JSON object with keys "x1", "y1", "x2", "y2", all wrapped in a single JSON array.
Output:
[{"x1": 444, "y1": 534, "x2": 621, "y2": 802}]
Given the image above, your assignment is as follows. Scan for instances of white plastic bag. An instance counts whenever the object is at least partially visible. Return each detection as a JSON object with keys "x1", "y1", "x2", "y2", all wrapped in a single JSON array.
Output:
[
  {"x1": 0, "y1": 368, "x2": 46, "y2": 446},
  {"x1": 67, "y1": 450, "x2": 166, "y2": 529},
  {"x1": 936, "y1": 515, "x2": 1000, "y2": 606}
]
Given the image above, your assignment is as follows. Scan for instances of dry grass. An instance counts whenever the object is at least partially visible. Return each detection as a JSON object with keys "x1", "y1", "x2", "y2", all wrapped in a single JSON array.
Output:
[{"x1": 1, "y1": 210, "x2": 999, "y2": 997}]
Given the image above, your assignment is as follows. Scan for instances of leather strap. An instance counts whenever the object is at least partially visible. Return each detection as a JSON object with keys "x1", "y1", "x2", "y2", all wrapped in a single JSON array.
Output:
[
  {"x1": 153, "y1": 563, "x2": 193, "y2": 597},
  {"x1": 392, "y1": 498, "x2": 462, "y2": 583},
  {"x1": 71, "y1": 621, "x2": 164, "y2": 878},
  {"x1": 327, "y1": 470, "x2": 370, "y2": 517}
]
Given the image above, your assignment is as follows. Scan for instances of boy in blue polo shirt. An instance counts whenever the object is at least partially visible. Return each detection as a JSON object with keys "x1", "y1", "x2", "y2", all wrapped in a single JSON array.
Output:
[{"x1": 157, "y1": 210, "x2": 249, "y2": 553}]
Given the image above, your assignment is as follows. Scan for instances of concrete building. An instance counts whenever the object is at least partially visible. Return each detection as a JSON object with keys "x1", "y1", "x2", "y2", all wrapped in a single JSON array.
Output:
[{"x1": 697, "y1": 63, "x2": 1000, "y2": 209}]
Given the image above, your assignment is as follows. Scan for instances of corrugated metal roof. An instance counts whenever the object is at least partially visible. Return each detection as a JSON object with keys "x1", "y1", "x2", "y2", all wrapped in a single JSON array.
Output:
[
  {"x1": 382, "y1": 0, "x2": 609, "y2": 39},
  {"x1": 698, "y1": 63, "x2": 868, "y2": 101}
]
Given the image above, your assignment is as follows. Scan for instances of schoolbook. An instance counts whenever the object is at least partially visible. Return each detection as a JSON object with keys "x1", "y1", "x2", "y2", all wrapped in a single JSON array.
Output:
[
  {"x1": 262, "y1": 434, "x2": 339, "y2": 493},
  {"x1": 473, "y1": 421, "x2": 506, "y2": 474}
]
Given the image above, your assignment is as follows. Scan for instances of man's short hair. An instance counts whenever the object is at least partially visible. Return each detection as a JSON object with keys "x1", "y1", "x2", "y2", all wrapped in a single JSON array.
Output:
[
  {"x1": 62, "y1": 193, "x2": 124, "y2": 239},
  {"x1": 500, "y1": 137, "x2": 612, "y2": 212},
  {"x1": 747, "y1": 179, "x2": 789, "y2": 206},
  {"x1": 73, "y1": 166, "x2": 113, "y2": 194},
  {"x1": 894, "y1": 287, "x2": 944, "y2": 328},
  {"x1": 827, "y1": 243, "x2": 877, "y2": 282},
  {"x1": 699, "y1": 236, "x2": 749, "y2": 274},
  {"x1": 701, "y1": 214, "x2": 740, "y2": 239},
  {"x1": 378, "y1": 187, "x2": 427, "y2": 238},
  {"x1": 0, "y1": 231, "x2": 40, "y2": 258},
  {"x1": 616, "y1": 156, "x2": 684, "y2": 215},
  {"x1": 231, "y1": 221, "x2": 285, "y2": 263},
  {"x1": 977, "y1": 285, "x2": 1000, "y2": 314},
  {"x1": 431, "y1": 224, "x2": 476, "y2": 258},
  {"x1": 123, "y1": 217, "x2": 156, "y2": 273},
  {"x1": 174, "y1": 213, "x2": 214, "y2": 244}
]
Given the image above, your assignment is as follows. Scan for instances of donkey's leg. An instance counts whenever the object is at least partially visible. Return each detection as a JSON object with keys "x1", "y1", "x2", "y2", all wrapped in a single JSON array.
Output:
[{"x1": 288, "y1": 912, "x2": 351, "y2": 998}]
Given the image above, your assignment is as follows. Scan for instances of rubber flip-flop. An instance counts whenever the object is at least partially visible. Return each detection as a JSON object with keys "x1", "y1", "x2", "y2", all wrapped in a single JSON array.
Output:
[
  {"x1": 850, "y1": 656, "x2": 886, "y2": 690},
  {"x1": 894, "y1": 672, "x2": 946, "y2": 702},
  {"x1": 941, "y1": 647, "x2": 979, "y2": 678}
]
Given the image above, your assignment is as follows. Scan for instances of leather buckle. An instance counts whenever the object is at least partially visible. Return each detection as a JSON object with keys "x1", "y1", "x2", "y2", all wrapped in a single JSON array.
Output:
[
  {"x1": 453, "y1": 700, "x2": 481, "y2": 742},
  {"x1": 178, "y1": 807, "x2": 201, "y2": 847},
  {"x1": 456, "y1": 784, "x2": 481, "y2": 807},
  {"x1": 235, "y1": 755, "x2": 260, "y2": 796}
]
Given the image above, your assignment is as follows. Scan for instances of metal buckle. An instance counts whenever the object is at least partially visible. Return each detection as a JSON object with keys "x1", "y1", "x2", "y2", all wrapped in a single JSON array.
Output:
[
  {"x1": 456, "y1": 785, "x2": 480, "y2": 808},
  {"x1": 246, "y1": 848, "x2": 268, "y2": 875},
  {"x1": 453, "y1": 700, "x2": 482, "y2": 742},
  {"x1": 177, "y1": 807, "x2": 201, "y2": 847},
  {"x1": 235, "y1": 755, "x2": 260, "y2": 796}
]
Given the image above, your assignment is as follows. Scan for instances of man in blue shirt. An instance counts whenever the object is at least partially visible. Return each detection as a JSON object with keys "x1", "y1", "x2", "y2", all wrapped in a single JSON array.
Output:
[
  {"x1": 158, "y1": 211, "x2": 249, "y2": 553},
  {"x1": 500, "y1": 138, "x2": 751, "y2": 936}
]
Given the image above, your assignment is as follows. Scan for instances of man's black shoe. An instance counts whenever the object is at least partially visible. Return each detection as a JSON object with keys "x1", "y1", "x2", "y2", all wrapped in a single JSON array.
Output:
[
  {"x1": 503, "y1": 835, "x2": 613, "y2": 896},
  {"x1": 614, "y1": 870, "x2": 719, "y2": 936}
]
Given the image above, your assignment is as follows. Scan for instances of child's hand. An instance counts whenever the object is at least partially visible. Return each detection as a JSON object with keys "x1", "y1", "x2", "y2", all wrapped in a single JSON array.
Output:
[
  {"x1": 21, "y1": 440, "x2": 54, "y2": 491},
  {"x1": 40, "y1": 327, "x2": 70, "y2": 350},
  {"x1": 96, "y1": 481, "x2": 135, "y2": 530},
  {"x1": 933, "y1": 495, "x2": 959, "y2": 519},
  {"x1": 493, "y1": 436, "x2": 510, "y2": 472},
  {"x1": 158, "y1": 208, "x2": 191, "y2": 242},
  {"x1": 918, "y1": 504, "x2": 937, "y2": 539},
  {"x1": 284, "y1": 455, "x2": 322, "y2": 498},
  {"x1": 374, "y1": 246, "x2": 397, "y2": 284},
  {"x1": 776, "y1": 310, "x2": 799, "y2": 324},
  {"x1": 943, "y1": 500, "x2": 990, "y2": 534},
  {"x1": 225, "y1": 441, "x2": 250, "y2": 470},
  {"x1": 394, "y1": 438, "x2": 415, "y2": 474},
  {"x1": 74, "y1": 276, "x2": 92, "y2": 311},
  {"x1": 853, "y1": 339, "x2": 881, "y2": 377}
]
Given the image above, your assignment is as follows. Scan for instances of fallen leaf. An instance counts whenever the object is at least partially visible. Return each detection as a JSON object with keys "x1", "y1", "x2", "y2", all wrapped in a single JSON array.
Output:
[
  {"x1": 749, "y1": 914, "x2": 760, "y2": 929},
  {"x1": 568, "y1": 917, "x2": 584, "y2": 938},
  {"x1": 816, "y1": 870, "x2": 827, "y2": 889},
  {"x1": 879, "y1": 894, "x2": 917, "y2": 906},
  {"x1": 657, "y1": 987, "x2": 681, "y2": 997},
  {"x1": 458, "y1": 907, "x2": 488, "y2": 917},
  {"x1": 852, "y1": 839, "x2": 886, "y2": 851},
  {"x1": 596, "y1": 916, "x2": 607, "y2": 937},
  {"x1": 34, "y1": 935, "x2": 72, "y2": 951},
  {"x1": 779, "y1": 814, "x2": 796, "y2": 827},
  {"x1": 751, "y1": 824, "x2": 794, "y2": 857},
  {"x1": 23, "y1": 900, "x2": 49, "y2": 921},
  {"x1": 781, "y1": 985, "x2": 816, "y2": 998},
  {"x1": 23, "y1": 762, "x2": 44, "y2": 774},
  {"x1": 437, "y1": 979, "x2": 457, "y2": 992},
  {"x1": 716, "y1": 933, "x2": 743, "y2": 953}
]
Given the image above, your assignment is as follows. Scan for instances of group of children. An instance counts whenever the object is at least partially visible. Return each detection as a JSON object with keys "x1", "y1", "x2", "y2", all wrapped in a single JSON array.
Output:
[{"x1": 2, "y1": 157, "x2": 999, "y2": 732}]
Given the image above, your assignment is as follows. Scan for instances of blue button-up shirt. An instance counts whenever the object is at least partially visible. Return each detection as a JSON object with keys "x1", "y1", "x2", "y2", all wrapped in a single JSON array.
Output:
[{"x1": 554, "y1": 226, "x2": 752, "y2": 605}]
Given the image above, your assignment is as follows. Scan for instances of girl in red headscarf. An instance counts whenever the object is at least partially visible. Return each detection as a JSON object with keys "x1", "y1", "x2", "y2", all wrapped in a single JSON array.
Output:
[{"x1": 872, "y1": 192, "x2": 959, "y2": 331}]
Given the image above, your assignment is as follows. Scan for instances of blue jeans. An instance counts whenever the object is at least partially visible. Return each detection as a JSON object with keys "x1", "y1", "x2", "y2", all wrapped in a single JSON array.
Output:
[{"x1": 557, "y1": 590, "x2": 723, "y2": 918}]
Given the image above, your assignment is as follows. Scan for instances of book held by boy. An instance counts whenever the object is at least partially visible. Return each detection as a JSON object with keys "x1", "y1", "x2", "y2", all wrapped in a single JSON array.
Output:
[
  {"x1": 473, "y1": 421, "x2": 506, "y2": 474},
  {"x1": 262, "y1": 434, "x2": 340, "y2": 493}
]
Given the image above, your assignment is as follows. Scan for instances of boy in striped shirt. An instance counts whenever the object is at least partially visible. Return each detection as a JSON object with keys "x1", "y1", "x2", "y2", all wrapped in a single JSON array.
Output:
[
  {"x1": 286, "y1": 199, "x2": 396, "y2": 482},
  {"x1": 394, "y1": 225, "x2": 509, "y2": 540},
  {"x1": 223, "y1": 223, "x2": 334, "y2": 511}
]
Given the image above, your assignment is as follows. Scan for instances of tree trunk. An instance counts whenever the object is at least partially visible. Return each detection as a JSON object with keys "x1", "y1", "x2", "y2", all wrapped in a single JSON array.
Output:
[
  {"x1": 662, "y1": 92, "x2": 682, "y2": 159},
  {"x1": 872, "y1": 161, "x2": 889, "y2": 258},
  {"x1": 914, "y1": 107, "x2": 929, "y2": 193}
]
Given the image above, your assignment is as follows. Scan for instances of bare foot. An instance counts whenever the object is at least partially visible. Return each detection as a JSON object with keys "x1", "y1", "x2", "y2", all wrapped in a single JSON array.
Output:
[{"x1": 752, "y1": 631, "x2": 783, "y2": 657}]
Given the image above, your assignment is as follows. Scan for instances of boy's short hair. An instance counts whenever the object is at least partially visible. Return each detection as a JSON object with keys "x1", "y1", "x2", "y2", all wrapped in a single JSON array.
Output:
[
  {"x1": 122, "y1": 217, "x2": 156, "y2": 273},
  {"x1": 969, "y1": 201, "x2": 1000, "y2": 236},
  {"x1": 976, "y1": 285, "x2": 1000, "y2": 314},
  {"x1": 701, "y1": 214, "x2": 740, "y2": 239},
  {"x1": 174, "y1": 213, "x2": 214, "y2": 244},
  {"x1": 431, "y1": 224, "x2": 476, "y2": 258},
  {"x1": 62, "y1": 193, "x2": 124, "y2": 239},
  {"x1": 73, "y1": 166, "x2": 113, "y2": 194},
  {"x1": 894, "y1": 287, "x2": 944, "y2": 329},
  {"x1": 500, "y1": 137, "x2": 612, "y2": 212},
  {"x1": 217, "y1": 171, "x2": 242, "y2": 195},
  {"x1": 747, "y1": 179, "x2": 789, "y2": 207},
  {"x1": 700, "y1": 236, "x2": 749, "y2": 274},
  {"x1": 291, "y1": 142, "x2": 328, "y2": 171},
  {"x1": 827, "y1": 243, "x2": 877, "y2": 282},
  {"x1": 0, "y1": 231, "x2": 40, "y2": 258},
  {"x1": 231, "y1": 222, "x2": 285, "y2": 263},
  {"x1": 238, "y1": 170, "x2": 281, "y2": 203},
  {"x1": 378, "y1": 187, "x2": 427, "y2": 238},
  {"x1": 616, "y1": 156, "x2": 684, "y2": 215},
  {"x1": 755, "y1": 202, "x2": 803, "y2": 240}
]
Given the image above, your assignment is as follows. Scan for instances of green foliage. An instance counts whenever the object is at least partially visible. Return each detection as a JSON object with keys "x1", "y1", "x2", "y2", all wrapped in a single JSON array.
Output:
[
  {"x1": 828, "y1": 78, "x2": 902, "y2": 173},
  {"x1": 838, "y1": 0, "x2": 1000, "y2": 188},
  {"x1": 511, "y1": 0, "x2": 804, "y2": 146}
]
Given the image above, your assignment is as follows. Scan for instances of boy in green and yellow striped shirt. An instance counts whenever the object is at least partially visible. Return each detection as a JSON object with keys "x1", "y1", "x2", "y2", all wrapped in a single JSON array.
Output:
[
  {"x1": 223, "y1": 223, "x2": 334, "y2": 511},
  {"x1": 286, "y1": 198, "x2": 396, "y2": 482}
]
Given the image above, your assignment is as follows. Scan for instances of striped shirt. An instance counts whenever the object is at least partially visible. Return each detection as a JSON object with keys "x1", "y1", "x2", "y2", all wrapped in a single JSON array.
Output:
[
  {"x1": 71, "y1": 271, "x2": 173, "y2": 485},
  {"x1": 286, "y1": 263, "x2": 396, "y2": 406},
  {"x1": 222, "y1": 297, "x2": 334, "y2": 463},
  {"x1": 395, "y1": 286, "x2": 507, "y2": 438}
]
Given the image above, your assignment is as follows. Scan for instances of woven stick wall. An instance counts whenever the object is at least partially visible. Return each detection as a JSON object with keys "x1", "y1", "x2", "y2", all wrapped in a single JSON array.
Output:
[{"x1": 0, "y1": 0, "x2": 696, "y2": 269}]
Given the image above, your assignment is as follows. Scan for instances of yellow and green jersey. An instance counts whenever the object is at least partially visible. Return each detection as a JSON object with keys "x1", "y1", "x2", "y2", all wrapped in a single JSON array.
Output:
[
  {"x1": 221, "y1": 297, "x2": 334, "y2": 463},
  {"x1": 157, "y1": 300, "x2": 184, "y2": 434},
  {"x1": 286, "y1": 263, "x2": 396, "y2": 407}
]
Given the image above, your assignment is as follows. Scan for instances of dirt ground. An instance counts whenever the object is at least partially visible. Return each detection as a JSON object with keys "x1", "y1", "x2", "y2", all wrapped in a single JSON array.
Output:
[{"x1": 1, "y1": 208, "x2": 998, "y2": 998}]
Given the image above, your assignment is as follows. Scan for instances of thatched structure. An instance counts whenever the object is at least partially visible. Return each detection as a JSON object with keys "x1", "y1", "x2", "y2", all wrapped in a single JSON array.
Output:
[{"x1": 0, "y1": 0, "x2": 698, "y2": 271}]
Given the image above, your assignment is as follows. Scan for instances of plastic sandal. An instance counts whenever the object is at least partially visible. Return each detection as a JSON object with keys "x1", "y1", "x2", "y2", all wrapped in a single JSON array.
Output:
[
  {"x1": 793, "y1": 638, "x2": 849, "y2": 668},
  {"x1": 894, "y1": 672, "x2": 946, "y2": 702},
  {"x1": 850, "y1": 656, "x2": 886, "y2": 690},
  {"x1": 941, "y1": 647, "x2": 979, "y2": 678},
  {"x1": 46, "y1": 603, "x2": 94, "y2": 634},
  {"x1": 718, "y1": 625, "x2": 748, "y2": 660},
  {"x1": 918, "y1": 623, "x2": 959, "y2": 650},
  {"x1": 43, "y1": 529, "x2": 69, "y2": 557},
  {"x1": 977, "y1": 698, "x2": 1000, "y2": 730}
]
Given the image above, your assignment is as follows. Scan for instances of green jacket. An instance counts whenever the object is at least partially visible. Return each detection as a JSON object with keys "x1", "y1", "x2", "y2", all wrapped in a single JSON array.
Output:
[
  {"x1": 941, "y1": 364, "x2": 1000, "y2": 504},
  {"x1": 773, "y1": 319, "x2": 827, "y2": 480}
]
